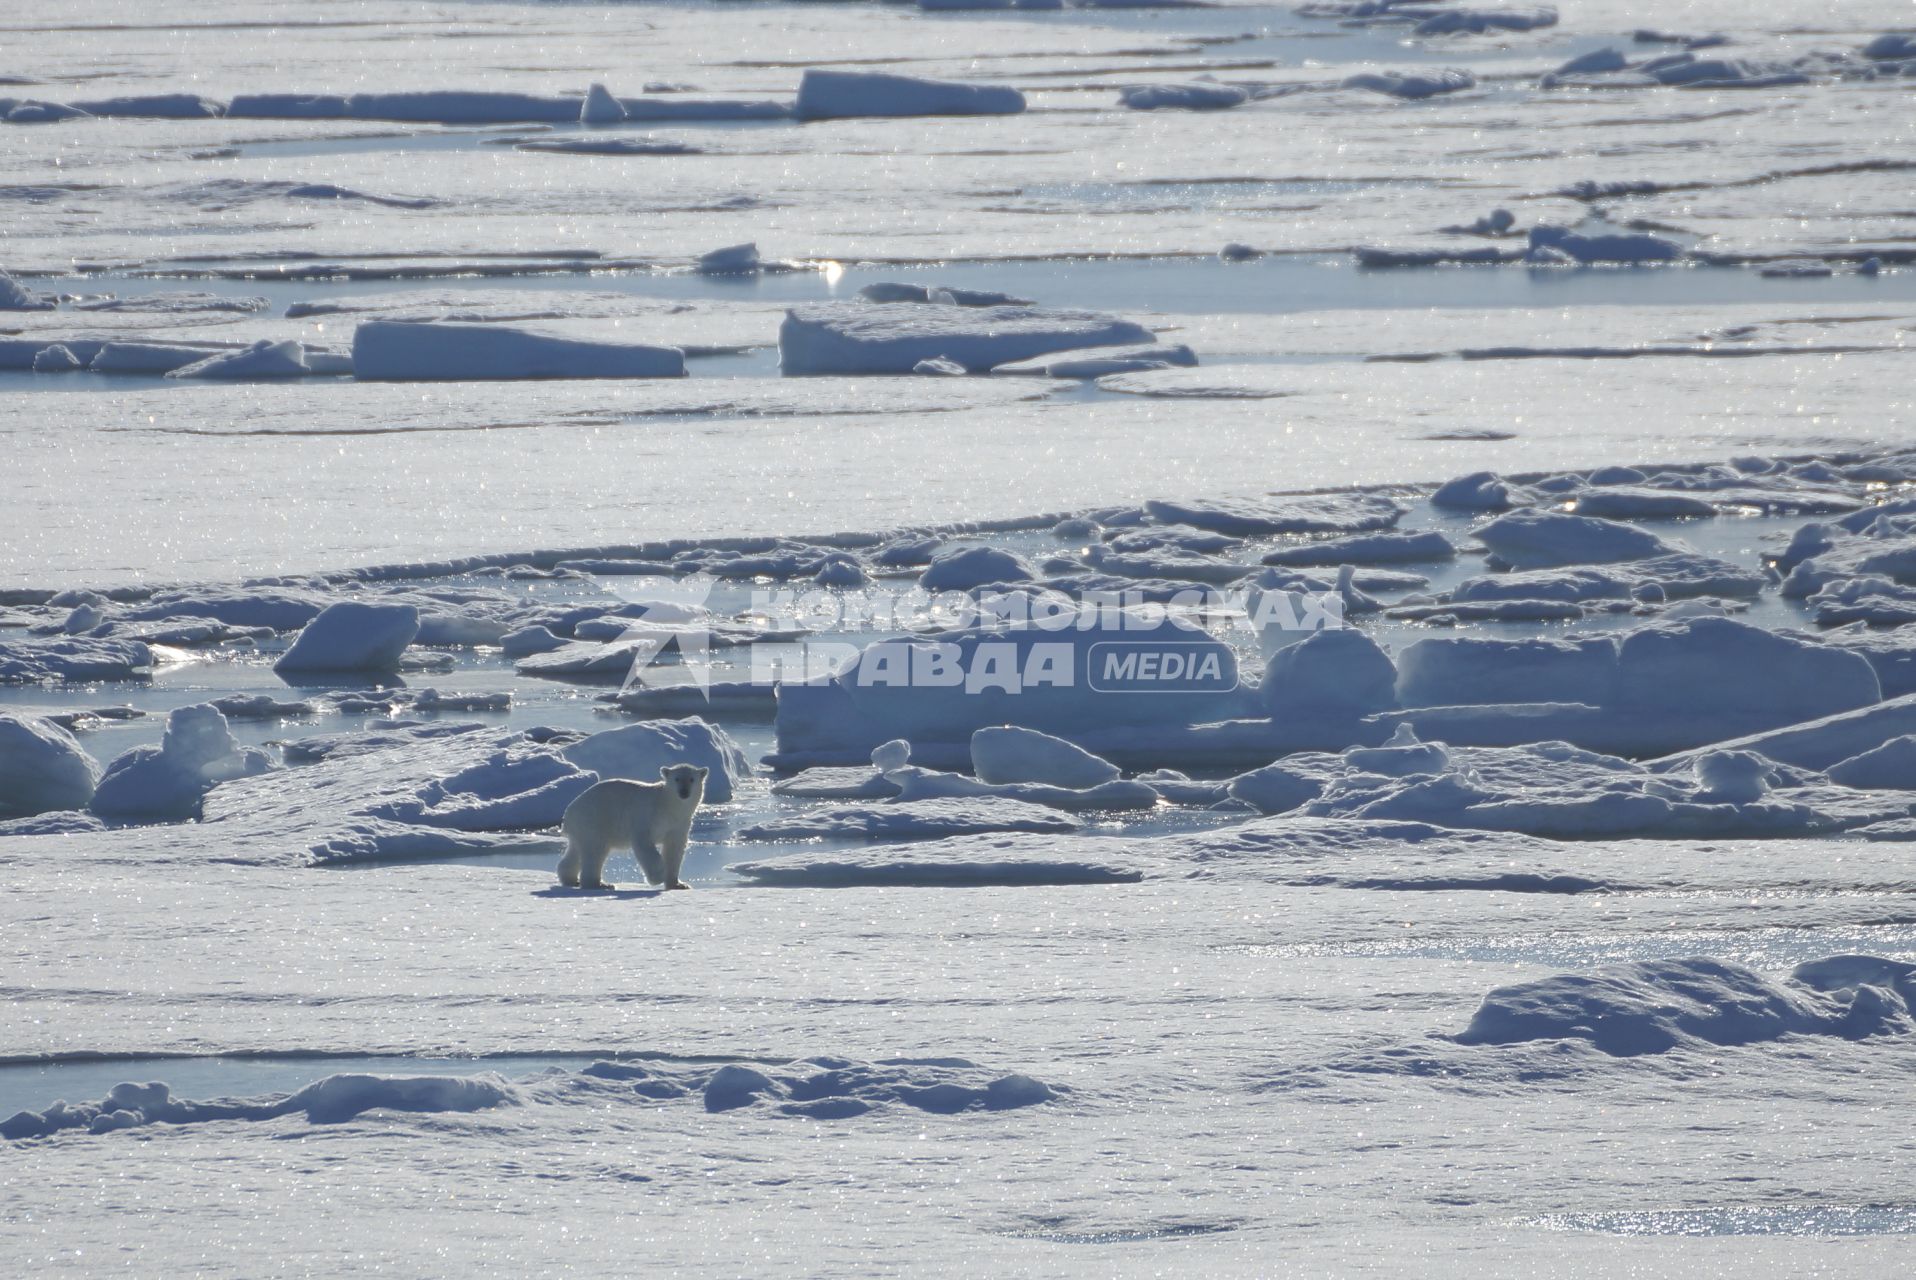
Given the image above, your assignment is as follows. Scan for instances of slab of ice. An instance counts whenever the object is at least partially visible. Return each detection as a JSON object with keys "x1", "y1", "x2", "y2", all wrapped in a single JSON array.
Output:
[
  {"x1": 1, "y1": 270, "x2": 58, "y2": 311},
  {"x1": 72, "y1": 292, "x2": 269, "y2": 314},
  {"x1": 1075, "y1": 543, "x2": 1250, "y2": 586},
  {"x1": 1865, "y1": 35, "x2": 1916, "y2": 61},
  {"x1": 1398, "y1": 618, "x2": 1878, "y2": 746},
  {"x1": 1431, "y1": 471, "x2": 1530, "y2": 511},
  {"x1": 352, "y1": 321, "x2": 685, "y2": 380},
  {"x1": 970, "y1": 725, "x2": 1120, "y2": 789},
  {"x1": 0, "y1": 714, "x2": 100, "y2": 817},
  {"x1": 1341, "y1": 69, "x2": 1476, "y2": 100},
  {"x1": 794, "y1": 70, "x2": 1024, "y2": 122},
  {"x1": 166, "y1": 339, "x2": 311, "y2": 381},
  {"x1": 514, "y1": 136, "x2": 698, "y2": 156},
  {"x1": 1143, "y1": 494, "x2": 1402, "y2": 537},
  {"x1": 1475, "y1": 509, "x2": 1683, "y2": 570},
  {"x1": 779, "y1": 302, "x2": 1151, "y2": 375},
  {"x1": 615, "y1": 96, "x2": 790, "y2": 121},
  {"x1": 888, "y1": 765, "x2": 1157, "y2": 813},
  {"x1": 68, "y1": 93, "x2": 222, "y2": 119},
  {"x1": 1617, "y1": 617, "x2": 1870, "y2": 735},
  {"x1": 91, "y1": 704, "x2": 272, "y2": 822},
  {"x1": 515, "y1": 639, "x2": 653, "y2": 682},
  {"x1": 1528, "y1": 225, "x2": 1682, "y2": 265},
  {"x1": 31, "y1": 344, "x2": 80, "y2": 372},
  {"x1": 1414, "y1": 7, "x2": 1556, "y2": 35},
  {"x1": 695, "y1": 243, "x2": 761, "y2": 276},
  {"x1": 228, "y1": 90, "x2": 577, "y2": 125},
  {"x1": 1781, "y1": 528, "x2": 1916, "y2": 600},
  {"x1": 1827, "y1": 737, "x2": 1916, "y2": 790},
  {"x1": 1567, "y1": 487, "x2": 1716, "y2": 520},
  {"x1": 1262, "y1": 530, "x2": 1454, "y2": 566},
  {"x1": 858, "y1": 283, "x2": 1030, "y2": 307},
  {"x1": 90, "y1": 341, "x2": 246, "y2": 375},
  {"x1": 1445, "y1": 554, "x2": 1765, "y2": 605},
  {"x1": 560, "y1": 716, "x2": 749, "y2": 803},
  {"x1": 918, "y1": 546, "x2": 1035, "y2": 590},
  {"x1": 5, "y1": 101, "x2": 91, "y2": 124},
  {"x1": 123, "y1": 589, "x2": 326, "y2": 631},
  {"x1": 275, "y1": 602, "x2": 420, "y2": 675},
  {"x1": 580, "y1": 82, "x2": 624, "y2": 125},
  {"x1": 1228, "y1": 762, "x2": 1323, "y2": 815},
  {"x1": 991, "y1": 343, "x2": 1195, "y2": 379},
  {"x1": 1118, "y1": 83, "x2": 1247, "y2": 111},
  {"x1": 1261, "y1": 628, "x2": 1397, "y2": 721},
  {"x1": 772, "y1": 766, "x2": 902, "y2": 801},
  {"x1": 0, "y1": 636, "x2": 153, "y2": 684},
  {"x1": 1652, "y1": 692, "x2": 1916, "y2": 773}
]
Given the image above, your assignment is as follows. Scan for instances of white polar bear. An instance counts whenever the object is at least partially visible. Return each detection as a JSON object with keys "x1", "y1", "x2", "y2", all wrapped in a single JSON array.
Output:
[{"x1": 556, "y1": 764, "x2": 708, "y2": 891}]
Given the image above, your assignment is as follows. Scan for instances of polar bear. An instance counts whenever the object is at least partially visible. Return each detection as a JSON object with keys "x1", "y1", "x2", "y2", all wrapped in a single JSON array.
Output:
[{"x1": 556, "y1": 764, "x2": 708, "y2": 891}]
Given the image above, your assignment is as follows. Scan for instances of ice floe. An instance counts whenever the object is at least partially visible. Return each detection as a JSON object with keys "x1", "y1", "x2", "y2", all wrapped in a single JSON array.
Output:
[
  {"x1": 352, "y1": 320, "x2": 685, "y2": 380},
  {"x1": 1341, "y1": 69, "x2": 1476, "y2": 100},
  {"x1": 991, "y1": 343, "x2": 1196, "y2": 379},
  {"x1": 0, "y1": 636, "x2": 153, "y2": 684},
  {"x1": 695, "y1": 243, "x2": 763, "y2": 276},
  {"x1": 794, "y1": 70, "x2": 1024, "y2": 121},
  {"x1": 560, "y1": 718, "x2": 750, "y2": 804},
  {"x1": 275, "y1": 601, "x2": 420, "y2": 675},
  {"x1": 0, "y1": 714, "x2": 100, "y2": 817},
  {"x1": 91, "y1": 704, "x2": 272, "y2": 822},
  {"x1": 1474, "y1": 509, "x2": 1683, "y2": 570},
  {"x1": 1262, "y1": 529, "x2": 1455, "y2": 566},
  {"x1": 886, "y1": 764, "x2": 1159, "y2": 813},
  {"x1": 1143, "y1": 494, "x2": 1403, "y2": 537},
  {"x1": 0, "y1": 270, "x2": 58, "y2": 311},
  {"x1": 1118, "y1": 83, "x2": 1248, "y2": 111},
  {"x1": 166, "y1": 339, "x2": 311, "y2": 381},
  {"x1": 778, "y1": 302, "x2": 1152, "y2": 375},
  {"x1": 970, "y1": 725, "x2": 1120, "y2": 789},
  {"x1": 1392, "y1": 617, "x2": 1881, "y2": 753},
  {"x1": 919, "y1": 546, "x2": 1036, "y2": 590}
]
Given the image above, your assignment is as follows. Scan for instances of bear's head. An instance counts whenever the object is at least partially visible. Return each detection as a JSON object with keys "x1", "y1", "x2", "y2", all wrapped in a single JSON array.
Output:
[{"x1": 660, "y1": 763, "x2": 710, "y2": 803}]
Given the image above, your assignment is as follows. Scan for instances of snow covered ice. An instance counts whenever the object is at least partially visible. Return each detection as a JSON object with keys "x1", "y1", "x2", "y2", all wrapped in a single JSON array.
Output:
[{"x1": 8, "y1": 0, "x2": 1916, "y2": 1273}]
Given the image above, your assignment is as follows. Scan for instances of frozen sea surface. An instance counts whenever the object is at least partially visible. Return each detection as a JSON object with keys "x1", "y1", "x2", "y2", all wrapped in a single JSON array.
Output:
[{"x1": 6, "y1": 0, "x2": 1916, "y2": 1275}]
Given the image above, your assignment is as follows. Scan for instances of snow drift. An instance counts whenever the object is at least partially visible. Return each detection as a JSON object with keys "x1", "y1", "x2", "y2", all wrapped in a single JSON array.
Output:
[{"x1": 1455, "y1": 955, "x2": 1916, "y2": 1056}]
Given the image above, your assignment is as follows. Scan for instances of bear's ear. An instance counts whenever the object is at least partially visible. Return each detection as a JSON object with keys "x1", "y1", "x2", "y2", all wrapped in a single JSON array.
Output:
[{"x1": 696, "y1": 766, "x2": 710, "y2": 778}]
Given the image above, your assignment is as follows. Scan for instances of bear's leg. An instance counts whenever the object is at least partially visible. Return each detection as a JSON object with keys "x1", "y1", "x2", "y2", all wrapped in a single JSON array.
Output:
[
  {"x1": 579, "y1": 838, "x2": 617, "y2": 891},
  {"x1": 661, "y1": 829, "x2": 691, "y2": 891},
  {"x1": 633, "y1": 834, "x2": 666, "y2": 887},
  {"x1": 557, "y1": 836, "x2": 582, "y2": 888}
]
